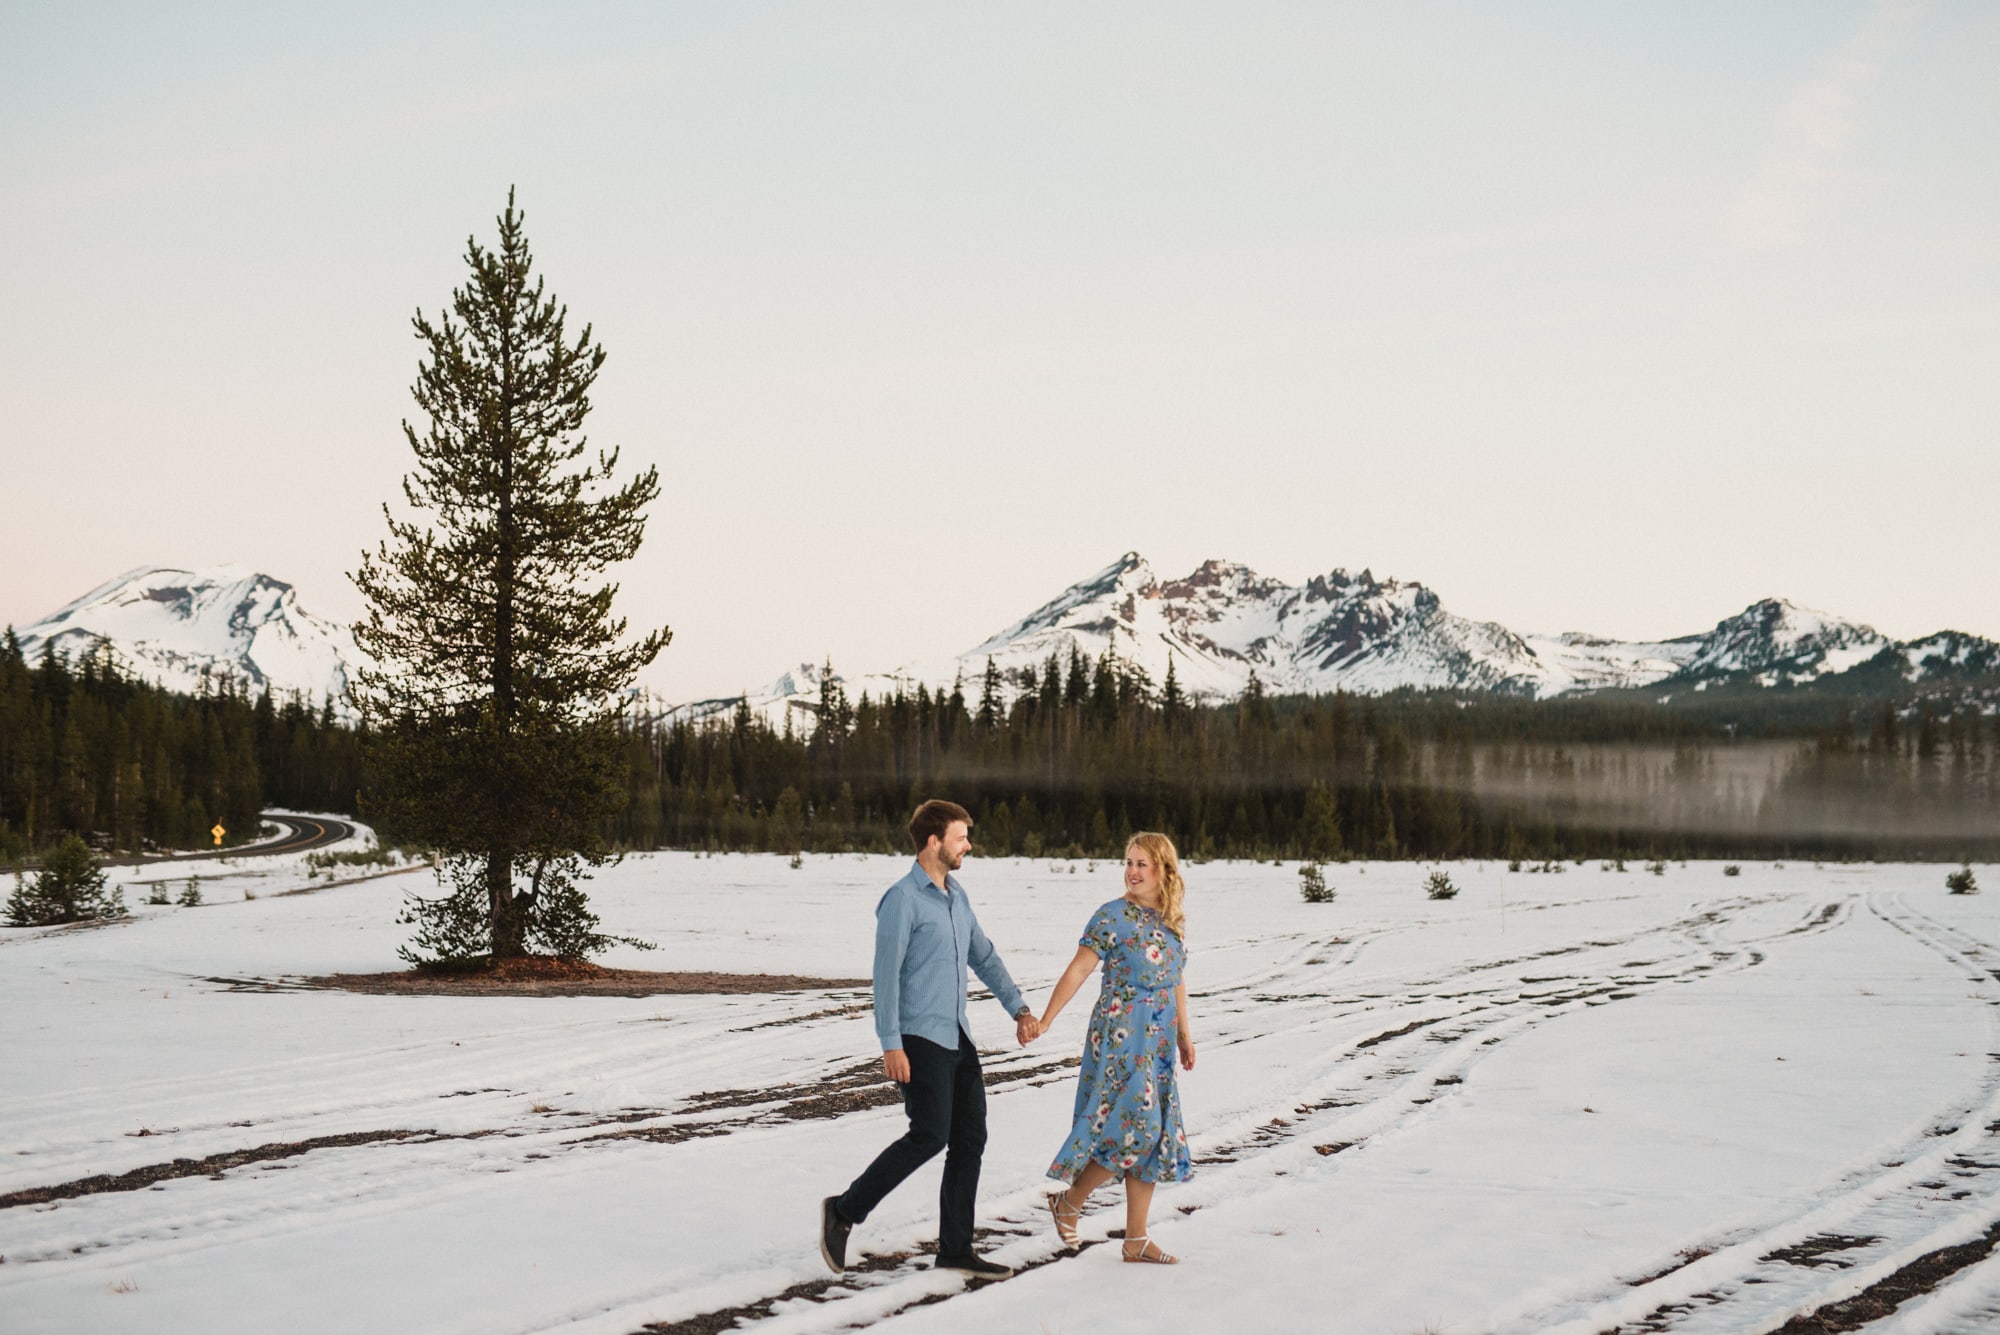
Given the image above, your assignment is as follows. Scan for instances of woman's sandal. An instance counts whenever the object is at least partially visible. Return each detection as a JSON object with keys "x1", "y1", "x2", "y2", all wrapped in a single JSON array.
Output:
[
  {"x1": 1047, "y1": 1191, "x2": 1082, "y2": 1247},
  {"x1": 1121, "y1": 1235, "x2": 1179, "y2": 1264}
]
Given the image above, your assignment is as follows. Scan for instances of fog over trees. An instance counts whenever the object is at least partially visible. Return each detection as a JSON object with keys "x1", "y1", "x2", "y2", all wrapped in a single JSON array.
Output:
[{"x1": 606, "y1": 651, "x2": 2000, "y2": 864}]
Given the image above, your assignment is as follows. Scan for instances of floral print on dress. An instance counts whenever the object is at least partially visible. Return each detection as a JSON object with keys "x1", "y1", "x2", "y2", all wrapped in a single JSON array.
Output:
[{"x1": 1047, "y1": 898, "x2": 1192, "y2": 1185}]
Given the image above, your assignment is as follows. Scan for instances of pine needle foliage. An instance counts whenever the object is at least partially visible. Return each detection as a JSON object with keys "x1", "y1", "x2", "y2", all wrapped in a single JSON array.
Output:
[
  {"x1": 352, "y1": 190, "x2": 669, "y2": 963},
  {"x1": 6, "y1": 833, "x2": 124, "y2": 925},
  {"x1": 1298, "y1": 861, "x2": 1334, "y2": 903},
  {"x1": 1946, "y1": 864, "x2": 1978, "y2": 895},
  {"x1": 1423, "y1": 869, "x2": 1458, "y2": 900}
]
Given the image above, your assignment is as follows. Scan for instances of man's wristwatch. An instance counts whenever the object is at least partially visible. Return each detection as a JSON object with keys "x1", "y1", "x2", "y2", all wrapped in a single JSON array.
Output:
[{"x1": 1015, "y1": 1006, "x2": 1034, "y2": 1020}]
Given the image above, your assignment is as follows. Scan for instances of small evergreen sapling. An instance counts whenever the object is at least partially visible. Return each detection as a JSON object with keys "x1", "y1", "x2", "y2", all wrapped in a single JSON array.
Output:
[
  {"x1": 1946, "y1": 865, "x2": 1979, "y2": 895},
  {"x1": 6, "y1": 834, "x2": 125, "y2": 926},
  {"x1": 1424, "y1": 870, "x2": 1458, "y2": 901},
  {"x1": 1299, "y1": 861, "x2": 1334, "y2": 904},
  {"x1": 1723, "y1": 864, "x2": 1741, "y2": 878},
  {"x1": 178, "y1": 876, "x2": 203, "y2": 907}
]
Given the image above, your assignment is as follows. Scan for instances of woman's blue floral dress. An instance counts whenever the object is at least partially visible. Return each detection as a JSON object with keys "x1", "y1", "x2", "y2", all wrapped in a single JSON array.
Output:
[{"x1": 1047, "y1": 898, "x2": 1192, "y2": 1184}]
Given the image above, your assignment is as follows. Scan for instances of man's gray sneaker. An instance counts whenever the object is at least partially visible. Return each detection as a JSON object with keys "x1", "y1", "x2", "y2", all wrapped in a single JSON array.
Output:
[{"x1": 820, "y1": 1196, "x2": 853, "y2": 1273}]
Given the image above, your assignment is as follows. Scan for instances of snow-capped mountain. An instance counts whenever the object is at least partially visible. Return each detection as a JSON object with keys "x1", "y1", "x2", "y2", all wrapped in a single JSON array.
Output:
[
  {"x1": 18, "y1": 557, "x2": 1991, "y2": 730},
  {"x1": 947, "y1": 553, "x2": 1567, "y2": 698},
  {"x1": 11, "y1": 566, "x2": 356, "y2": 705},
  {"x1": 682, "y1": 553, "x2": 1991, "y2": 728},
  {"x1": 1671, "y1": 598, "x2": 1893, "y2": 684}
]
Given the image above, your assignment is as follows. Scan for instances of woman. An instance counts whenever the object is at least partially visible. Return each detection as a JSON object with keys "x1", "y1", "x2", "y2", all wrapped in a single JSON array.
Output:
[{"x1": 1037, "y1": 831, "x2": 1195, "y2": 1264}]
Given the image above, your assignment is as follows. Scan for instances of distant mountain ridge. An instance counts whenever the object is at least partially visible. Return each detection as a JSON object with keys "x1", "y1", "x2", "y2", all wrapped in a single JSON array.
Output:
[
  {"x1": 12, "y1": 558, "x2": 1992, "y2": 727},
  {"x1": 11, "y1": 566, "x2": 355, "y2": 705},
  {"x1": 668, "y1": 552, "x2": 1994, "y2": 728}
]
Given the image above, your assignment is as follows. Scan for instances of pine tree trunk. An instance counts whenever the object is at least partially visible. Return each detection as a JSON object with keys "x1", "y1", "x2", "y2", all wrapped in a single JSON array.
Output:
[
  {"x1": 489, "y1": 321, "x2": 521, "y2": 958},
  {"x1": 488, "y1": 847, "x2": 520, "y2": 957}
]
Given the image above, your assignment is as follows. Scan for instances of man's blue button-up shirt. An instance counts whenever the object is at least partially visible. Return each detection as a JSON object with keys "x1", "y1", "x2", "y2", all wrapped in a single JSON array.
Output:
[{"x1": 871, "y1": 861, "x2": 1027, "y2": 1052}]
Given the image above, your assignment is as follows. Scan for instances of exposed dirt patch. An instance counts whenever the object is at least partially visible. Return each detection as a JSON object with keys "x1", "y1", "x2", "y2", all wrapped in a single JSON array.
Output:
[
  {"x1": 0, "y1": 1130, "x2": 429, "y2": 1210},
  {"x1": 640, "y1": 1228, "x2": 1043, "y2": 1334},
  {"x1": 302, "y1": 956, "x2": 868, "y2": 997},
  {"x1": 1626, "y1": 1247, "x2": 1714, "y2": 1286},
  {"x1": 576, "y1": 1055, "x2": 1083, "y2": 1149},
  {"x1": 1768, "y1": 1219, "x2": 2000, "y2": 1332},
  {"x1": 1761, "y1": 1234, "x2": 1882, "y2": 1270}
]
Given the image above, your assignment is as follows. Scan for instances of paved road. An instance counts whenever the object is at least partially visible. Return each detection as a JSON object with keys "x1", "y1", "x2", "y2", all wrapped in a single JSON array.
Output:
[
  {"x1": 238, "y1": 814, "x2": 359, "y2": 858},
  {"x1": 108, "y1": 813, "x2": 359, "y2": 867}
]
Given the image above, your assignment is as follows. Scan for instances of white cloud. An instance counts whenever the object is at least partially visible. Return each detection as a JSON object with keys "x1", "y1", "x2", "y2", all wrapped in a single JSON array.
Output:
[{"x1": 1724, "y1": 0, "x2": 1918, "y2": 252}]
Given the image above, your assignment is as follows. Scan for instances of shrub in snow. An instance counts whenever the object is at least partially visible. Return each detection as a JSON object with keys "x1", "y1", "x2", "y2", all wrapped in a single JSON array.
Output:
[
  {"x1": 307, "y1": 847, "x2": 398, "y2": 873},
  {"x1": 147, "y1": 882, "x2": 171, "y2": 906},
  {"x1": 1646, "y1": 860, "x2": 1666, "y2": 877},
  {"x1": 1424, "y1": 870, "x2": 1458, "y2": 901},
  {"x1": 397, "y1": 855, "x2": 656, "y2": 966},
  {"x1": 178, "y1": 876, "x2": 203, "y2": 907},
  {"x1": 1299, "y1": 862, "x2": 1334, "y2": 904},
  {"x1": 1946, "y1": 865, "x2": 1979, "y2": 895},
  {"x1": 6, "y1": 834, "x2": 125, "y2": 926},
  {"x1": 788, "y1": 851, "x2": 803, "y2": 870},
  {"x1": 1507, "y1": 859, "x2": 1522, "y2": 872},
  {"x1": 1723, "y1": 864, "x2": 1741, "y2": 877},
  {"x1": 401, "y1": 880, "x2": 503, "y2": 964}
]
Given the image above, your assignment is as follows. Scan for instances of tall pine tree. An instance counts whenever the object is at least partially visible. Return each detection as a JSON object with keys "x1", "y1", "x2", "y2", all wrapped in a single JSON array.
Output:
[{"x1": 352, "y1": 190, "x2": 670, "y2": 963}]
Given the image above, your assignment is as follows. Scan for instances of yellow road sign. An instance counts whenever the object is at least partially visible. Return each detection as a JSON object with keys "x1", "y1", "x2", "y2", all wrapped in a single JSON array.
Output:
[{"x1": 211, "y1": 823, "x2": 226, "y2": 847}]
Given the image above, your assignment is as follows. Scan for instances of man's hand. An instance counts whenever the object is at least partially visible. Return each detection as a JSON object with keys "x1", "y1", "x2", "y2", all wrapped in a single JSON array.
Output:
[
  {"x1": 883, "y1": 1049, "x2": 911, "y2": 1083},
  {"x1": 1016, "y1": 1012, "x2": 1042, "y2": 1047}
]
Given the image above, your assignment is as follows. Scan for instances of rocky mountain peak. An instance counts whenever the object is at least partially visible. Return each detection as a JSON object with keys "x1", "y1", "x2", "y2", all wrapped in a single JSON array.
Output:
[{"x1": 14, "y1": 565, "x2": 356, "y2": 705}]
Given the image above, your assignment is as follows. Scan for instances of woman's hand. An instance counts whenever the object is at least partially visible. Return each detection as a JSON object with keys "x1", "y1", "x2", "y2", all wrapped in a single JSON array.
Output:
[{"x1": 1177, "y1": 1031, "x2": 1196, "y2": 1071}]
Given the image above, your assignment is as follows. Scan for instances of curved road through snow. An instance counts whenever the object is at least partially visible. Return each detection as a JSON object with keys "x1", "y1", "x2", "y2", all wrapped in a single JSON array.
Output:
[{"x1": 241, "y1": 814, "x2": 357, "y2": 858}]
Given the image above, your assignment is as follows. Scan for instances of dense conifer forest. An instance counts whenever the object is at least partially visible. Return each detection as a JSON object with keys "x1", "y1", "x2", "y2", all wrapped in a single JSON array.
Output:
[
  {"x1": 5, "y1": 636, "x2": 1995, "y2": 866},
  {"x1": 609, "y1": 652, "x2": 2000, "y2": 864},
  {"x1": 0, "y1": 632, "x2": 359, "y2": 864}
]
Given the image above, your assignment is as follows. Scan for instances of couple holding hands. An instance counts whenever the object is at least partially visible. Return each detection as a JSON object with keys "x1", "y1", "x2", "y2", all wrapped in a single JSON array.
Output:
[{"x1": 820, "y1": 800, "x2": 1195, "y2": 1277}]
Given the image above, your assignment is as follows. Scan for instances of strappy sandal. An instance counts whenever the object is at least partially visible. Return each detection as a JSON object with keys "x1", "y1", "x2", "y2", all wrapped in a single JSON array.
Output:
[
  {"x1": 1121, "y1": 1235, "x2": 1178, "y2": 1264},
  {"x1": 1047, "y1": 1190, "x2": 1082, "y2": 1247}
]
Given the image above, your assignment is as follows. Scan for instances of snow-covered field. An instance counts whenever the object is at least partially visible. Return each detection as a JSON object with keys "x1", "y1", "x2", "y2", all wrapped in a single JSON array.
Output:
[{"x1": 7, "y1": 841, "x2": 2000, "y2": 1334}]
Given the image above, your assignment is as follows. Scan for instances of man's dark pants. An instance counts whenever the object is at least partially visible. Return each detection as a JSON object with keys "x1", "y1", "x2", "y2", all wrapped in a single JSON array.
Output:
[{"x1": 835, "y1": 1030, "x2": 986, "y2": 1256}]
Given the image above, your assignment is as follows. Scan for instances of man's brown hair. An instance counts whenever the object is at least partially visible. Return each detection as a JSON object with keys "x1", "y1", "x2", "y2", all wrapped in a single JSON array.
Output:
[{"x1": 908, "y1": 799, "x2": 972, "y2": 852}]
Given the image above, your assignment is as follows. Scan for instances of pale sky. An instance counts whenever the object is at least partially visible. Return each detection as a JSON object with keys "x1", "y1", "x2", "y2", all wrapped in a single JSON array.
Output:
[{"x1": 4, "y1": 2, "x2": 1996, "y2": 701}]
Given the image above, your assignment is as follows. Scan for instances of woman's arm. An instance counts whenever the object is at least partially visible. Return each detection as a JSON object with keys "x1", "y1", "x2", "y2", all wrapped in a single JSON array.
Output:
[
  {"x1": 1175, "y1": 981, "x2": 1195, "y2": 1070},
  {"x1": 1038, "y1": 945, "x2": 1102, "y2": 1031}
]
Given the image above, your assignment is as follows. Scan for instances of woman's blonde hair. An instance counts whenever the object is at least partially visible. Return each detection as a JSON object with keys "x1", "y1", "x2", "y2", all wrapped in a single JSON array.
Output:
[{"x1": 1127, "y1": 831, "x2": 1186, "y2": 939}]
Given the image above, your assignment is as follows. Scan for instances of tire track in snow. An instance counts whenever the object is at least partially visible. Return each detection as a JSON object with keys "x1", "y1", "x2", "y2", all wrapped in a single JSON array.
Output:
[
  {"x1": 624, "y1": 894, "x2": 1834, "y2": 1335},
  {"x1": 0, "y1": 887, "x2": 1849, "y2": 1332},
  {"x1": 1507, "y1": 892, "x2": 2000, "y2": 1335},
  {"x1": 0, "y1": 984, "x2": 885, "y2": 1187}
]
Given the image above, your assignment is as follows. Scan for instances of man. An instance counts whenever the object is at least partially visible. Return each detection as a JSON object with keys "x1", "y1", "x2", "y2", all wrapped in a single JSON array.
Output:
[{"x1": 820, "y1": 799, "x2": 1039, "y2": 1278}]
